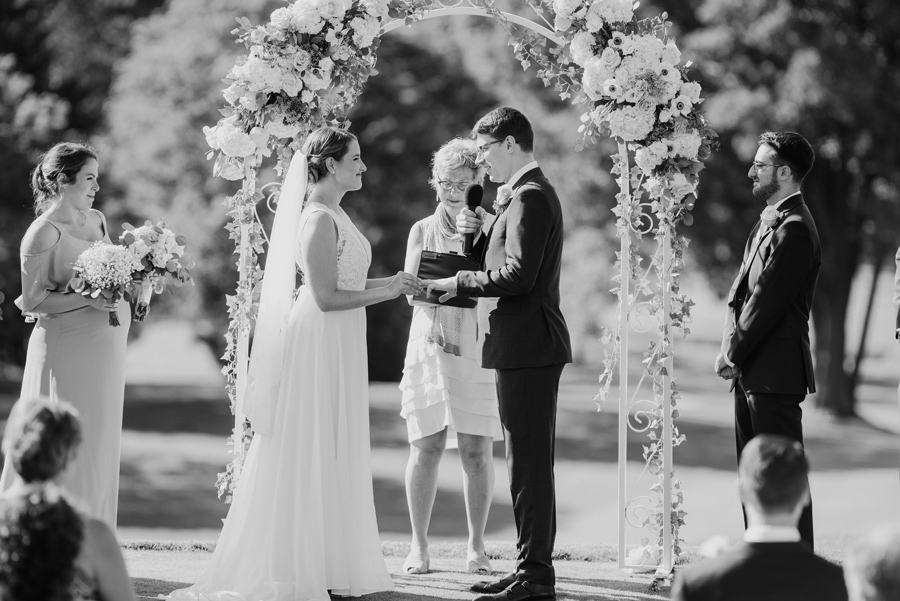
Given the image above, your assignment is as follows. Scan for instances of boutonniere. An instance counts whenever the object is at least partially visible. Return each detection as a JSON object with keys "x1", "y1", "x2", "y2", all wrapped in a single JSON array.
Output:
[
  {"x1": 759, "y1": 205, "x2": 783, "y2": 229},
  {"x1": 492, "y1": 186, "x2": 513, "y2": 216}
]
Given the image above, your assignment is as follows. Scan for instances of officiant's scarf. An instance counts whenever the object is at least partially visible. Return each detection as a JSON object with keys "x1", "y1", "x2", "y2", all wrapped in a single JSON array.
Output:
[{"x1": 422, "y1": 203, "x2": 464, "y2": 356}]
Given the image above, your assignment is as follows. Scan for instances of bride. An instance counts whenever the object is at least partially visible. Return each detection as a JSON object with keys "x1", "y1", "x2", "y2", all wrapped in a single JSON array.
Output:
[{"x1": 169, "y1": 126, "x2": 421, "y2": 600}]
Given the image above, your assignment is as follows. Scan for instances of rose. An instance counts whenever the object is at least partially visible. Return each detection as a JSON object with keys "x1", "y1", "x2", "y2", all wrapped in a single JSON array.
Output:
[
  {"x1": 280, "y1": 72, "x2": 303, "y2": 97},
  {"x1": 760, "y1": 205, "x2": 782, "y2": 228},
  {"x1": 554, "y1": 15, "x2": 573, "y2": 31},
  {"x1": 661, "y1": 41, "x2": 681, "y2": 66},
  {"x1": 599, "y1": 46, "x2": 622, "y2": 71},
  {"x1": 293, "y1": 49, "x2": 312, "y2": 71},
  {"x1": 270, "y1": 7, "x2": 293, "y2": 30},
  {"x1": 553, "y1": 0, "x2": 586, "y2": 19},
  {"x1": 568, "y1": 31, "x2": 596, "y2": 67},
  {"x1": 669, "y1": 172, "x2": 696, "y2": 200},
  {"x1": 331, "y1": 45, "x2": 353, "y2": 61},
  {"x1": 301, "y1": 90, "x2": 315, "y2": 103},
  {"x1": 585, "y1": 3, "x2": 605, "y2": 32},
  {"x1": 678, "y1": 81, "x2": 702, "y2": 104},
  {"x1": 249, "y1": 27, "x2": 267, "y2": 45},
  {"x1": 492, "y1": 186, "x2": 513, "y2": 215},
  {"x1": 361, "y1": 0, "x2": 389, "y2": 20}
]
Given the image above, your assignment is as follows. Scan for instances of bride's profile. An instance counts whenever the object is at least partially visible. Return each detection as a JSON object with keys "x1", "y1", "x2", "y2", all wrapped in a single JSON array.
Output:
[{"x1": 168, "y1": 126, "x2": 421, "y2": 600}]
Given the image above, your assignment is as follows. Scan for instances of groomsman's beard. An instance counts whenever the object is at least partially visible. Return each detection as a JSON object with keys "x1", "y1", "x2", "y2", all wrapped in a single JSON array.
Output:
[{"x1": 752, "y1": 179, "x2": 780, "y2": 202}]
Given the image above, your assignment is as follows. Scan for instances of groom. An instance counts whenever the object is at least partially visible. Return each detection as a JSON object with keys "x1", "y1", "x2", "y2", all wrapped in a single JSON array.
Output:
[
  {"x1": 427, "y1": 107, "x2": 571, "y2": 601},
  {"x1": 714, "y1": 131, "x2": 819, "y2": 549}
]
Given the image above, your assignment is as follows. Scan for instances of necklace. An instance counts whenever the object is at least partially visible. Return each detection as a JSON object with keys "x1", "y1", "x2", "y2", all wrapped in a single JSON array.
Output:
[{"x1": 76, "y1": 210, "x2": 86, "y2": 227}]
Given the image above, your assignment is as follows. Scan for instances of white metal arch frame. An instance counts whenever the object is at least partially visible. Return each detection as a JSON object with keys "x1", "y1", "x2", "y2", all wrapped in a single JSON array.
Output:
[{"x1": 231, "y1": 0, "x2": 679, "y2": 578}]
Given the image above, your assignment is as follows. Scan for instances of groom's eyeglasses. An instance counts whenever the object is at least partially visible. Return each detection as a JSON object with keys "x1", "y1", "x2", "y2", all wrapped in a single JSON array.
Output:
[
  {"x1": 437, "y1": 180, "x2": 474, "y2": 192},
  {"x1": 750, "y1": 161, "x2": 784, "y2": 171},
  {"x1": 476, "y1": 139, "x2": 503, "y2": 156}
]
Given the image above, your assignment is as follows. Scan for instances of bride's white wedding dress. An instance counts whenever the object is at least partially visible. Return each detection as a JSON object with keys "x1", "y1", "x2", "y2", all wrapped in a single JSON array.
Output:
[{"x1": 168, "y1": 202, "x2": 393, "y2": 601}]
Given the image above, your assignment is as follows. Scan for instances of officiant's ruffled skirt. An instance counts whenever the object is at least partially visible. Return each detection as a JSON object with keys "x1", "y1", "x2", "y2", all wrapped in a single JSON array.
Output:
[
  {"x1": 399, "y1": 306, "x2": 502, "y2": 443},
  {"x1": 167, "y1": 289, "x2": 392, "y2": 601}
]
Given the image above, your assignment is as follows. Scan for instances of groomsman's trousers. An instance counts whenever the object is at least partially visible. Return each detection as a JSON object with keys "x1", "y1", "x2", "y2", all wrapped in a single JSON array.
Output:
[
  {"x1": 496, "y1": 363, "x2": 565, "y2": 587},
  {"x1": 734, "y1": 381, "x2": 814, "y2": 549}
]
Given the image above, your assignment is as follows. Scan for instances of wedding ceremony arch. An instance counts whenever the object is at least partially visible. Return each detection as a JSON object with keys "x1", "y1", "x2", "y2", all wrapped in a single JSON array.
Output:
[{"x1": 202, "y1": 0, "x2": 717, "y2": 578}]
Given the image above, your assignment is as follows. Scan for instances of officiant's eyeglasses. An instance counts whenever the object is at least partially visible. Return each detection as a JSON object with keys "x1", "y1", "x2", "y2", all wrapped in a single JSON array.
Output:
[
  {"x1": 437, "y1": 180, "x2": 474, "y2": 192},
  {"x1": 750, "y1": 161, "x2": 784, "y2": 171}
]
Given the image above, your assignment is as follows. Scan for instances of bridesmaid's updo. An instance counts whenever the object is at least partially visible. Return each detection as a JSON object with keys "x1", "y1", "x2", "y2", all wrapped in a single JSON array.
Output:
[
  {"x1": 301, "y1": 126, "x2": 357, "y2": 184},
  {"x1": 30, "y1": 142, "x2": 98, "y2": 216},
  {"x1": 2, "y1": 397, "x2": 82, "y2": 484}
]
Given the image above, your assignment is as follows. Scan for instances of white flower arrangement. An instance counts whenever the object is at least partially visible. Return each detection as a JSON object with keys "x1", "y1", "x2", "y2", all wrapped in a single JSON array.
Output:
[
  {"x1": 202, "y1": 0, "x2": 393, "y2": 179},
  {"x1": 68, "y1": 242, "x2": 141, "y2": 326},
  {"x1": 120, "y1": 220, "x2": 194, "y2": 323}
]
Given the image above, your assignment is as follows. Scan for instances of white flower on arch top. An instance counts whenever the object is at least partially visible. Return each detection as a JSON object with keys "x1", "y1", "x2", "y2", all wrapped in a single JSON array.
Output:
[{"x1": 205, "y1": 0, "x2": 717, "y2": 577}]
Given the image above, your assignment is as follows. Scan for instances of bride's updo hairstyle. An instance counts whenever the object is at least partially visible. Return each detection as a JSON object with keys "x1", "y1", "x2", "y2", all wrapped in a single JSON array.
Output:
[
  {"x1": 2, "y1": 396, "x2": 82, "y2": 484},
  {"x1": 301, "y1": 126, "x2": 357, "y2": 184},
  {"x1": 30, "y1": 142, "x2": 98, "y2": 216}
]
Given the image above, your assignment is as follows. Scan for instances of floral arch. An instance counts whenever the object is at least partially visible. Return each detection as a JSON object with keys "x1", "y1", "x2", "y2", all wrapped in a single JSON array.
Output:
[{"x1": 203, "y1": 0, "x2": 717, "y2": 576}]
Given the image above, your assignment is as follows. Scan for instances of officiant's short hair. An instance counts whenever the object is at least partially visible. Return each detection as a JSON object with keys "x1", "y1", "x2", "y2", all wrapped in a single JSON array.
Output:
[
  {"x1": 738, "y1": 434, "x2": 809, "y2": 512},
  {"x1": 473, "y1": 107, "x2": 534, "y2": 153},
  {"x1": 758, "y1": 131, "x2": 815, "y2": 183}
]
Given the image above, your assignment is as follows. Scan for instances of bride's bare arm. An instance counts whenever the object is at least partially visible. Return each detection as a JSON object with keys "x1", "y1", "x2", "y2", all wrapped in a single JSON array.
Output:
[{"x1": 301, "y1": 212, "x2": 419, "y2": 312}]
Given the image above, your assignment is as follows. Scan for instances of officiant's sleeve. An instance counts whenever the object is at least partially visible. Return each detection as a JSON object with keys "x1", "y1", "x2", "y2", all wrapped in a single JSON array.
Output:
[
  {"x1": 457, "y1": 186, "x2": 552, "y2": 297},
  {"x1": 728, "y1": 221, "x2": 815, "y2": 366}
]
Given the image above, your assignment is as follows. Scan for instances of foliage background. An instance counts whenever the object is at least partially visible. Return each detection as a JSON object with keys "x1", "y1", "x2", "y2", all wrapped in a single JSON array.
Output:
[{"x1": 1, "y1": 0, "x2": 897, "y2": 415}]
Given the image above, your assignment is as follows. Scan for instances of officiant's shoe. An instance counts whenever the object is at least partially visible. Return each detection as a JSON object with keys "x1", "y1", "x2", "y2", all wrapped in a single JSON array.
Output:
[
  {"x1": 471, "y1": 571, "x2": 517, "y2": 593},
  {"x1": 473, "y1": 581, "x2": 555, "y2": 601}
]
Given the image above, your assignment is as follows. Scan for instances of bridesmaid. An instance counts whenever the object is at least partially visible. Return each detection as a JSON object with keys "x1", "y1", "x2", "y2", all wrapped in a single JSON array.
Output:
[{"x1": 0, "y1": 142, "x2": 130, "y2": 529}]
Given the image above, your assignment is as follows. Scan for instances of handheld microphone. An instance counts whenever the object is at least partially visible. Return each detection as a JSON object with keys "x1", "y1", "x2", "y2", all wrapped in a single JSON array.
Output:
[{"x1": 463, "y1": 184, "x2": 483, "y2": 255}]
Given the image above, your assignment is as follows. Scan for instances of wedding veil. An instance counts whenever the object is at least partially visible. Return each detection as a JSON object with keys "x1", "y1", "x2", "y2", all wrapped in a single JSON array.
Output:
[{"x1": 243, "y1": 151, "x2": 308, "y2": 434}]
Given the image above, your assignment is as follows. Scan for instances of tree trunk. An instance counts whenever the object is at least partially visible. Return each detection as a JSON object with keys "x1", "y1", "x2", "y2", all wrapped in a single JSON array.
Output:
[{"x1": 851, "y1": 253, "x2": 886, "y2": 389}]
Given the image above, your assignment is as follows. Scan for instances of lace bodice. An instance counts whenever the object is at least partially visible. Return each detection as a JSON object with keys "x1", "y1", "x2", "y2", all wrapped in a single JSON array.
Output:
[{"x1": 297, "y1": 203, "x2": 371, "y2": 291}]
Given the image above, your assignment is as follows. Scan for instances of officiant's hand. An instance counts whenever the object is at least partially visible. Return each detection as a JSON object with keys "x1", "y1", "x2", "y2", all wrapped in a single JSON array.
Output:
[
  {"x1": 423, "y1": 276, "x2": 458, "y2": 303},
  {"x1": 456, "y1": 207, "x2": 485, "y2": 235}
]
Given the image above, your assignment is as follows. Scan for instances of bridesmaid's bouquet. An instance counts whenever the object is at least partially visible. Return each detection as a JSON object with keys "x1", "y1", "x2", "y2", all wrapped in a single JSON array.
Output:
[
  {"x1": 68, "y1": 242, "x2": 141, "y2": 326},
  {"x1": 120, "y1": 219, "x2": 194, "y2": 322}
]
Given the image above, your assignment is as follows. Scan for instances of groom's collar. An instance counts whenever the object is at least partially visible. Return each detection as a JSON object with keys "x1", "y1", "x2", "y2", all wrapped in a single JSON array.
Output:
[
  {"x1": 505, "y1": 161, "x2": 540, "y2": 191},
  {"x1": 772, "y1": 191, "x2": 802, "y2": 212}
]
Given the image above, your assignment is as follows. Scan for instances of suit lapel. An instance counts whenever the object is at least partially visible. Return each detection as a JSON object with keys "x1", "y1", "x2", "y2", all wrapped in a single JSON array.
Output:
[{"x1": 511, "y1": 167, "x2": 543, "y2": 192}]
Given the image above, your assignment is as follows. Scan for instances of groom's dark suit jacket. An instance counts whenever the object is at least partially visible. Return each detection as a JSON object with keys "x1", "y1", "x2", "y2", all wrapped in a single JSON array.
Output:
[
  {"x1": 721, "y1": 194, "x2": 820, "y2": 394},
  {"x1": 671, "y1": 541, "x2": 848, "y2": 601},
  {"x1": 458, "y1": 167, "x2": 572, "y2": 369}
]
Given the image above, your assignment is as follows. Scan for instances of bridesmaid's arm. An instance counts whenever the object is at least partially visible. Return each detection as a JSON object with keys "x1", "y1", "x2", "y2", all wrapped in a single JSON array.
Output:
[
  {"x1": 84, "y1": 518, "x2": 137, "y2": 601},
  {"x1": 302, "y1": 212, "x2": 412, "y2": 312}
]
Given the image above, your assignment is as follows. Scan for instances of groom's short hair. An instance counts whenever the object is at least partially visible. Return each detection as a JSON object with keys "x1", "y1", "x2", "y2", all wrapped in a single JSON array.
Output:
[
  {"x1": 739, "y1": 434, "x2": 809, "y2": 514},
  {"x1": 473, "y1": 107, "x2": 534, "y2": 152}
]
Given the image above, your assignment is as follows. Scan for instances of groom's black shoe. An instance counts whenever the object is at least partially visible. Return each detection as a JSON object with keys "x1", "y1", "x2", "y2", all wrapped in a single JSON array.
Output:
[
  {"x1": 471, "y1": 571, "x2": 517, "y2": 593},
  {"x1": 473, "y1": 581, "x2": 555, "y2": 601}
]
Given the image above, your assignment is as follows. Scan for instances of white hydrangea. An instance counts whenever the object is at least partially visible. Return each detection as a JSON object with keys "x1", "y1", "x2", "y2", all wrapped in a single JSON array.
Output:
[
  {"x1": 270, "y1": 7, "x2": 294, "y2": 30},
  {"x1": 568, "y1": 31, "x2": 596, "y2": 67},
  {"x1": 604, "y1": 105, "x2": 655, "y2": 142},
  {"x1": 215, "y1": 120, "x2": 257, "y2": 157},
  {"x1": 630, "y1": 35, "x2": 664, "y2": 70},
  {"x1": 595, "y1": 0, "x2": 634, "y2": 23},
  {"x1": 582, "y1": 56, "x2": 616, "y2": 100},
  {"x1": 613, "y1": 55, "x2": 651, "y2": 88},
  {"x1": 669, "y1": 171, "x2": 697, "y2": 200},
  {"x1": 291, "y1": 2, "x2": 325, "y2": 34},
  {"x1": 264, "y1": 115, "x2": 303, "y2": 139},
  {"x1": 672, "y1": 131, "x2": 702, "y2": 159},
  {"x1": 239, "y1": 56, "x2": 282, "y2": 92},
  {"x1": 350, "y1": 15, "x2": 379, "y2": 48},
  {"x1": 222, "y1": 82, "x2": 244, "y2": 105},
  {"x1": 314, "y1": 0, "x2": 351, "y2": 21}
]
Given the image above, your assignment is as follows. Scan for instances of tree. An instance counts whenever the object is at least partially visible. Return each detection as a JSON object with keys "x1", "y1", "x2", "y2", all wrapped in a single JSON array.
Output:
[
  {"x1": 0, "y1": 0, "x2": 166, "y2": 373},
  {"x1": 681, "y1": 0, "x2": 900, "y2": 415}
]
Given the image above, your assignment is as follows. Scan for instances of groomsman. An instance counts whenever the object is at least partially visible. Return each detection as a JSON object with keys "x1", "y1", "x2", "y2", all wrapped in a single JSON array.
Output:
[
  {"x1": 426, "y1": 107, "x2": 571, "y2": 601},
  {"x1": 715, "y1": 131, "x2": 819, "y2": 549}
]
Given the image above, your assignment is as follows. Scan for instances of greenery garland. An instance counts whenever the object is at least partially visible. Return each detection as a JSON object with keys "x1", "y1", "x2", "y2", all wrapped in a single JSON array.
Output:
[{"x1": 206, "y1": 0, "x2": 717, "y2": 563}]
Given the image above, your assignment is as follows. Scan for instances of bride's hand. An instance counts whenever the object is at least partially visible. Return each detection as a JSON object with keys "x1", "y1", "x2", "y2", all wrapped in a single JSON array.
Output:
[{"x1": 389, "y1": 271, "x2": 422, "y2": 298}]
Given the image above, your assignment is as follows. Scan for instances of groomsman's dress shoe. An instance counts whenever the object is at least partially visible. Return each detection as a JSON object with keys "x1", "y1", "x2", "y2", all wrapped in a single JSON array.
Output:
[
  {"x1": 471, "y1": 571, "x2": 517, "y2": 593},
  {"x1": 473, "y1": 581, "x2": 555, "y2": 601}
]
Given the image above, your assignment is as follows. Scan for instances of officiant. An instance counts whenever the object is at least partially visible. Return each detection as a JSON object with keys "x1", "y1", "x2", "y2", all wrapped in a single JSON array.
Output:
[{"x1": 398, "y1": 138, "x2": 503, "y2": 576}]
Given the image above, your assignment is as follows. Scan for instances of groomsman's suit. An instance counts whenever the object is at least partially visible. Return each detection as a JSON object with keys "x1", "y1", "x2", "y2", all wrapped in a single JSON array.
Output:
[
  {"x1": 721, "y1": 192, "x2": 821, "y2": 547},
  {"x1": 671, "y1": 540, "x2": 847, "y2": 601},
  {"x1": 458, "y1": 165, "x2": 572, "y2": 587}
]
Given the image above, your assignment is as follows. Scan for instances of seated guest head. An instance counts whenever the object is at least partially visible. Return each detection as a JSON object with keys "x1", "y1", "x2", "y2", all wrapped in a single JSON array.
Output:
[
  {"x1": 2, "y1": 396, "x2": 82, "y2": 484},
  {"x1": 844, "y1": 525, "x2": 900, "y2": 601},
  {"x1": 0, "y1": 396, "x2": 84, "y2": 600},
  {"x1": 738, "y1": 434, "x2": 809, "y2": 526}
]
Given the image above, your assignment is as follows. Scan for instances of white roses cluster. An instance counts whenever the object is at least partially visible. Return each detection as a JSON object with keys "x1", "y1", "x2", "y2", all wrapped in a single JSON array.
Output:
[{"x1": 123, "y1": 223, "x2": 187, "y2": 270}]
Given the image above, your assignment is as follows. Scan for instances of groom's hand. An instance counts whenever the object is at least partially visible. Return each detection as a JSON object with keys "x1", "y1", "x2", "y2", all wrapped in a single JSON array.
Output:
[{"x1": 424, "y1": 276, "x2": 458, "y2": 303}]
